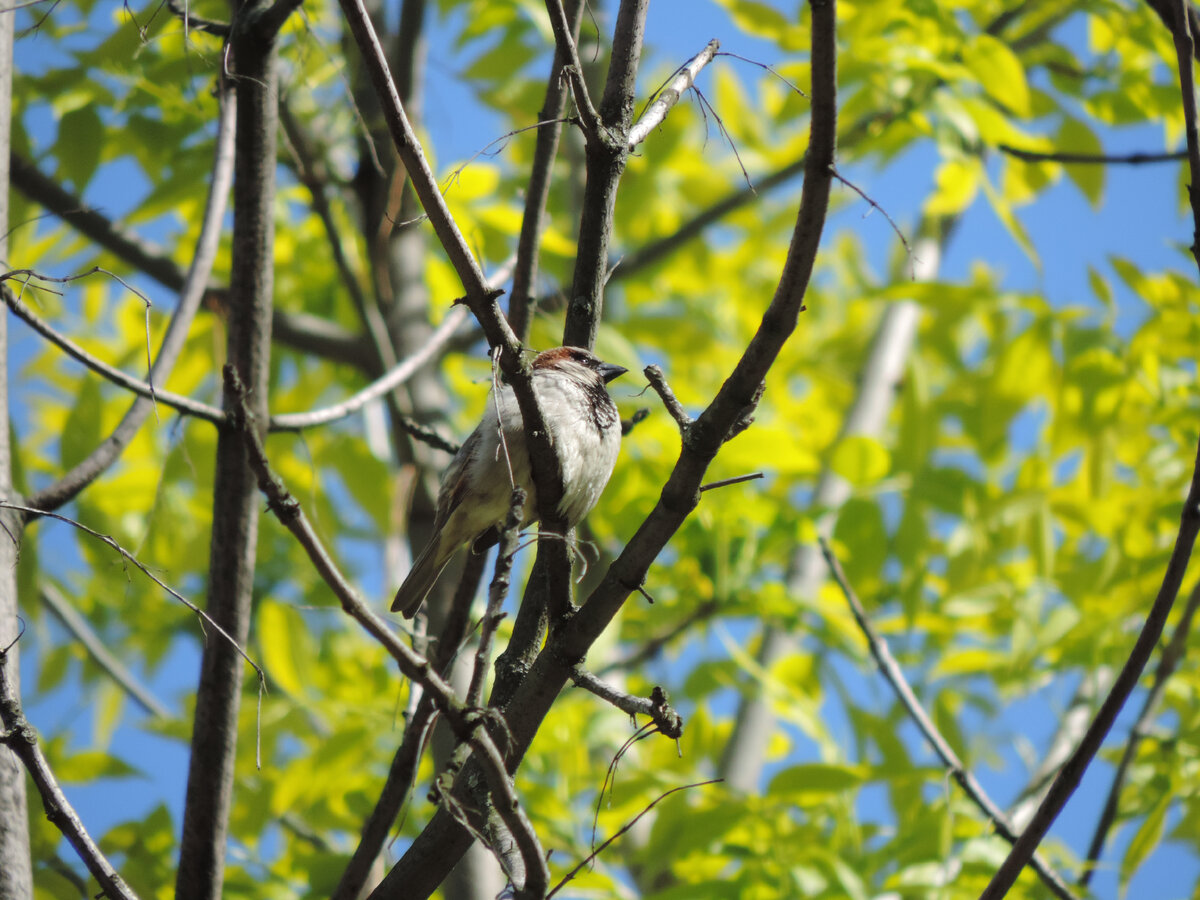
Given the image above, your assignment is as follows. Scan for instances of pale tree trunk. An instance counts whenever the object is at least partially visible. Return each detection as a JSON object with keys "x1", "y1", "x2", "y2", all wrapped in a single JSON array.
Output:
[
  {"x1": 0, "y1": 7, "x2": 33, "y2": 896},
  {"x1": 719, "y1": 231, "x2": 941, "y2": 791}
]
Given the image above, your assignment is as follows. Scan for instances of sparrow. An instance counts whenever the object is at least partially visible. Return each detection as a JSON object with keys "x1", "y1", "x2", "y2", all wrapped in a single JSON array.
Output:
[{"x1": 391, "y1": 346, "x2": 627, "y2": 618}]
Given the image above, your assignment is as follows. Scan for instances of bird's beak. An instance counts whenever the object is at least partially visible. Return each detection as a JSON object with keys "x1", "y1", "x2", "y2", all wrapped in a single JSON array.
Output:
[{"x1": 598, "y1": 362, "x2": 627, "y2": 384}]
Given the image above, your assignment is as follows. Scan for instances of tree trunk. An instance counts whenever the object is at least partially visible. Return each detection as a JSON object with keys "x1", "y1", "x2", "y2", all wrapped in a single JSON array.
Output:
[
  {"x1": 176, "y1": 6, "x2": 288, "y2": 897},
  {"x1": 0, "y1": 6, "x2": 33, "y2": 895}
]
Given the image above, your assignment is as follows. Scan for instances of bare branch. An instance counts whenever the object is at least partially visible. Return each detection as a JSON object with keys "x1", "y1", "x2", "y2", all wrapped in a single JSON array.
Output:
[
  {"x1": 0, "y1": 647, "x2": 140, "y2": 900},
  {"x1": 271, "y1": 306, "x2": 468, "y2": 430},
  {"x1": 642, "y1": 364, "x2": 692, "y2": 432},
  {"x1": 819, "y1": 538, "x2": 1078, "y2": 900},
  {"x1": 1080, "y1": 578, "x2": 1200, "y2": 885},
  {"x1": 0, "y1": 280, "x2": 226, "y2": 425},
  {"x1": 569, "y1": 670, "x2": 683, "y2": 739},
  {"x1": 337, "y1": 0, "x2": 517, "y2": 352},
  {"x1": 0, "y1": 502, "x2": 266, "y2": 688},
  {"x1": 830, "y1": 167, "x2": 913, "y2": 269},
  {"x1": 979, "y1": 6, "x2": 1200, "y2": 893},
  {"x1": 542, "y1": 0, "x2": 603, "y2": 138},
  {"x1": 509, "y1": 0, "x2": 585, "y2": 341},
  {"x1": 699, "y1": 472, "x2": 763, "y2": 493},
  {"x1": 28, "y1": 82, "x2": 236, "y2": 513},
  {"x1": 466, "y1": 489, "x2": 525, "y2": 709},
  {"x1": 997, "y1": 143, "x2": 1186, "y2": 165},
  {"x1": 547, "y1": 779, "x2": 722, "y2": 898},
  {"x1": 561, "y1": 0, "x2": 649, "y2": 349},
  {"x1": 40, "y1": 583, "x2": 171, "y2": 720},
  {"x1": 627, "y1": 39, "x2": 719, "y2": 150}
]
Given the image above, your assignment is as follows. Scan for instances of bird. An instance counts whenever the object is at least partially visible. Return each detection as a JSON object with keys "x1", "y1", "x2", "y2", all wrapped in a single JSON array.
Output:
[{"x1": 391, "y1": 346, "x2": 627, "y2": 618}]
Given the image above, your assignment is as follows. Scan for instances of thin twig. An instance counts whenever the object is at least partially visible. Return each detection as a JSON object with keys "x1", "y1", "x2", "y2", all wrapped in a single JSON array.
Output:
[
  {"x1": 997, "y1": 143, "x2": 1186, "y2": 165},
  {"x1": 40, "y1": 583, "x2": 171, "y2": 719},
  {"x1": 548, "y1": 779, "x2": 722, "y2": 898},
  {"x1": 830, "y1": 166, "x2": 913, "y2": 271},
  {"x1": 0, "y1": 502, "x2": 266, "y2": 694},
  {"x1": 570, "y1": 669, "x2": 683, "y2": 739},
  {"x1": 509, "y1": 0, "x2": 584, "y2": 341},
  {"x1": 642, "y1": 364, "x2": 692, "y2": 431},
  {"x1": 819, "y1": 538, "x2": 1078, "y2": 900},
  {"x1": 543, "y1": 0, "x2": 604, "y2": 139},
  {"x1": 466, "y1": 489, "x2": 526, "y2": 709},
  {"x1": 716, "y1": 51, "x2": 807, "y2": 97},
  {"x1": 699, "y1": 472, "x2": 763, "y2": 492},
  {"x1": 627, "y1": 39, "x2": 719, "y2": 150},
  {"x1": 0, "y1": 282, "x2": 226, "y2": 424}
]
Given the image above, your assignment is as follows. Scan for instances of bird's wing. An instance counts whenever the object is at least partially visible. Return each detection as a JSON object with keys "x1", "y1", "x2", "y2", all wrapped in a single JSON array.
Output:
[{"x1": 434, "y1": 425, "x2": 482, "y2": 529}]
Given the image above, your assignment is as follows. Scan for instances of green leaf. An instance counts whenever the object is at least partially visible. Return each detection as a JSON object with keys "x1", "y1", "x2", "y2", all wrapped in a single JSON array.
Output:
[
  {"x1": 1058, "y1": 117, "x2": 1105, "y2": 207},
  {"x1": 54, "y1": 749, "x2": 140, "y2": 782},
  {"x1": 962, "y1": 34, "x2": 1031, "y2": 117},
  {"x1": 925, "y1": 158, "x2": 981, "y2": 216},
  {"x1": 60, "y1": 378, "x2": 103, "y2": 472},
  {"x1": 259, "y1": 599, "x2": 316, "y2": 697},
  {"x1": 1120, "y1": 791, "x2": 1170, "y2": 897},
  {"x1": 54, "y1": 104, "x2": 105, "y2": 190},
  {"x1": 768, "y1": 762, "x2": 869, "y2": 797},
  {"x1": 829, "y1": 436, "x2": 891, "y2": 486}
]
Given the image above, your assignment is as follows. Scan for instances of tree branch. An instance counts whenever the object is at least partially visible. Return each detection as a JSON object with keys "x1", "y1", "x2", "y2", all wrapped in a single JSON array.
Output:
[
  {"x1": 819, "y1": 539, "x2": 1078, "y2": 900},
  {"x1": 270, "y1": 306, "x2": 468, "y2": 430},
  {"x1": 0, "y1": 645, "x2": 140, "y2": 900},
  {"x1": 509, "y1": 0, "x2": 585, "y2": 342},
  {"x1": 0, "y1": 278, "x2": 226, "y2": 423},
  {"x1": 561, "y1": 0, "x2": 649, "y2": 349},
  {"x1": 643, "y1": 363, "x2": 692, "y2": 432},
  {"x1": 979, "y1": 6, "x2": 1200, "y2": 894},
  {"x1": 176, "y1": 8, "x2": 292, "y2": 895},
  {"x1": 8, "y1": 152, "x2": 371, "y2": 368},
  {"x1": 543, "y1": 0, "x2": 602, "y2": 139},
  {"x1": 336, "y1": 0, "x2": 516, "y2": 352},
  {"x1": 377, "y1": 0, "x2": 840, "y2": 892},
  {"x1": 996, "y1": 143, "x2": 1186, "y2": 165},
  {"x1": 626, "y1": 39, "x2": 719, "y2": 150},
  {"x1": 40, "y1": 582, "x2": 170, "y2": 720},
  {"x1": 569, "y1": 670, "x2": 683, "y2": 739},
  {"x1": 1079, "y1": 579, "x2": 1200, "y2": 886},
  {"x1": 224, "y1": 365, "x2": 543, "y2": 892},
  {"x1": 26, "y1": 81, "x2": 236, "y2": 513}
]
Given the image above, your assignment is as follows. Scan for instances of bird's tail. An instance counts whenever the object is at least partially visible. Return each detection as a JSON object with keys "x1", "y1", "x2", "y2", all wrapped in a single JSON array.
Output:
[{"x1": 391, "y1": 536, "x2": 453, "y2": 618}]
